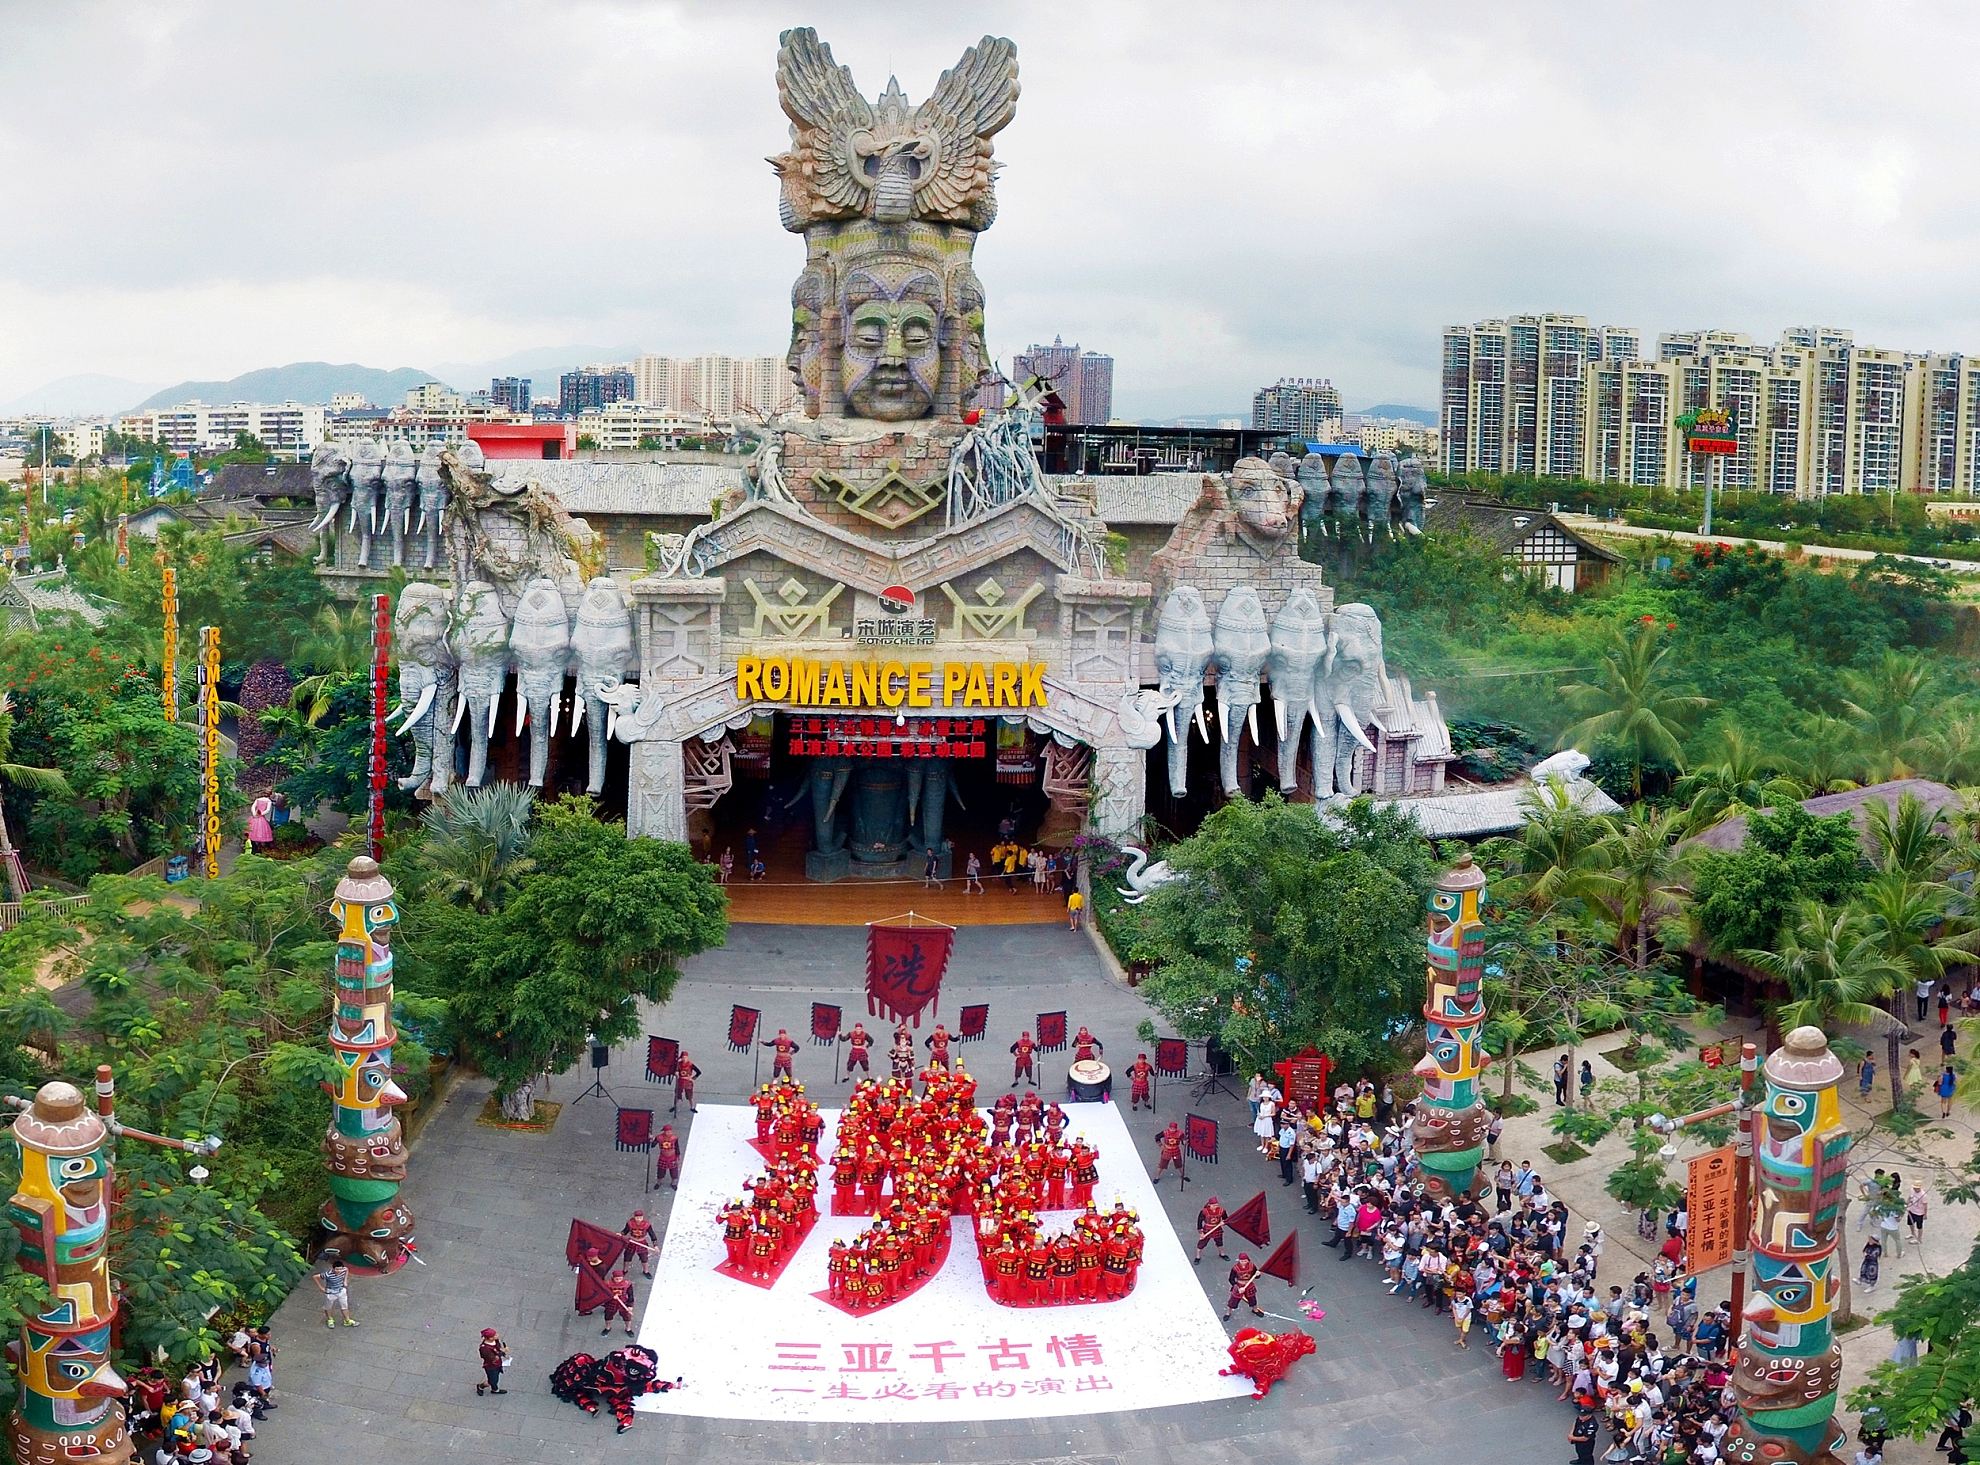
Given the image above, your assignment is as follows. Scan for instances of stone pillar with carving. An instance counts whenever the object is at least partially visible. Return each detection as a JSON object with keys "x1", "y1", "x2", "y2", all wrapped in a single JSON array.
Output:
[
  {"x1": 621, "y1": 577, "x2": 725, "y2": 845},
  {"x1": 1089, "y1": 747, "x2": 1146, "y2": 842},
  {"x1": 1055, "y1": 577, "x2": 1151, "y2": 843}
]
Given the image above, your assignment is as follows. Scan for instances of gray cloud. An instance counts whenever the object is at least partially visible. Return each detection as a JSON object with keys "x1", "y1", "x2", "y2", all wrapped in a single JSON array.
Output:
[{"x1": 8, "y1": 1, "x2": 1980, "y2": 415}]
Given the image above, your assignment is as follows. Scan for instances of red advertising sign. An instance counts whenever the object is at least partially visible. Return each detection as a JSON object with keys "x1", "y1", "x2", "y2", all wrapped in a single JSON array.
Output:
[{"x1": 1686, "y1": 1144, "x2": 1738, "y2": 1273}]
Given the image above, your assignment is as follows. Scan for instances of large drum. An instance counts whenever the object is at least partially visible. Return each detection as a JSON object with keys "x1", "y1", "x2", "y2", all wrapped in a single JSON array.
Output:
[{"x1": 1068, "y1": 1059, "x2": 1112, "y2": 1103}]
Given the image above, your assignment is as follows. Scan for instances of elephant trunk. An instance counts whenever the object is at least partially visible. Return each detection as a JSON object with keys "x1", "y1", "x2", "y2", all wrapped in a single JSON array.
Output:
[
  {"x1": 525, "y1": 692, "x2": 552, "y2": 787},
  {"x1": 585, "y1": 693, "x2": 610, "y2": 794}
]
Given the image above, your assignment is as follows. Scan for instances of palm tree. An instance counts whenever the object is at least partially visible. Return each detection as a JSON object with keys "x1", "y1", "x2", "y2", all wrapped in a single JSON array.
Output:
[
  {"x1": 1742, "y1": 900, "x2": 1906, "y2": 1037},
  {"x1": 1672, "y1": 725, "x2": 1804, "y2": 834},
  {"x1": 1586, "y1": 805, "x2": 1688, "y2": 971},
  {"x1": 1559, "y1": 622, "x2": 1712, "y2": 798},
  {"x1": 0, "y1": 693, "x2": 70, "y2": 903},
  {"x1": 1862, "y1": 792, "x2": 1950, "y2": 884},
  {"x1": 1839, "y1": 651, "x2": 1935, "y2": 781},
  {"x1": 1854, "y1": 870, "x2": 1972, "y2": 1111},
  {"x1": 1784, "y1": 712, "x2": 1863, "y2": 796},
  {"x1": 286, "y1": 603, "x2": 377, "y2": 727},
  {"x1": 1909, "y1": 709, "x2": 1980, "y2": 787},
  {"x1": 418, "y1": 783, "x2": 538, "y2": 913}
]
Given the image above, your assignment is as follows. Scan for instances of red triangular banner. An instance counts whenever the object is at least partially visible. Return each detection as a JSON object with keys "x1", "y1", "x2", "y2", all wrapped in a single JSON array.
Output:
[
  {"x1": 1226, "y1": 1190, "x2": 1270, "y2": 1247},
  {"x1": 1259, "y1": 1232, "x2": 1300, "y2": 1286}
]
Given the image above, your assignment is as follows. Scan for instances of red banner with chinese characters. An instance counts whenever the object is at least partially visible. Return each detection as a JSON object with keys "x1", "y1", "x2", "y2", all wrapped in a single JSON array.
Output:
[
  {"x1": 1686, "y1": 1144, "x2": 1738, "y2": 1272},
  {"x1": 865, "y1": 923, "x2": 953, "y2": 1027},
  {"x1": 959, "y1": 1003, "x2": 988, "y2": 1041},
  {"x1": 1154, "y1": 1038, "x2": 1190, "y2": 1077},
  {"x1": 1227, "y1": 1191, "x2": 1270, "y2": 1247},
  {"x1": 645, "y1": 1035, "x2": 679, "y2": 1083},
  {"x1": 566, "y1": 1218, "x2": 628, "y2": 1316},
  {"x1": 788, "y1": 715, "x2": 989, "y2": 759},
  {"x1": 615, "y1": 1107, "x2": 653, "y2": 1153},
  {"x1": 1259, "y1": 1232, "x2": 1300, "y2": 1286},
  {"x1": 727, "y1": 1004, "x2": 761, "y2": 1053},
  {"x1": 1035, "y1": 1011, "x2": 1068, "y2": 1052},
  {"x1": 810, "y1": 1002, "x2": 842, "y2": 1044},
  {"x1": 1185, "y1": 1113, "x2": 1219, "y2": 1164}
]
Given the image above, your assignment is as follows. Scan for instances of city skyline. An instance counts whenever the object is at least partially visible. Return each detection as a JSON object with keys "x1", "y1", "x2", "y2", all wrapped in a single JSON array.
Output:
[{"x1": 11, "y1": 5, "x2": 1980, "y2": 419}]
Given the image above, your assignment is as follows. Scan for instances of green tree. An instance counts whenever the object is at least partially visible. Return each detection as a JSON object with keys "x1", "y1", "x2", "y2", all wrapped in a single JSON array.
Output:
[
  {"x1": 1739, "y1": 899, "x2": 1904, "y2": 1041},
  {"x1": 0, "y1": 692, "x2": 70, "y2": 901},
  {"x1": 1558, "y1": 621, "x2": 1712, "y2": 797},
  {"x1": 401, "y1": 796, "x2": 727, "y2": 1118},
  {"x1": 1586, "y1": 804, "x2": 1688, "y2": 972},
  {"x1": 1689, "y1": 804, "x2": 1864, "y2": 956},
  {"x1": 415, "y1": 783, "x2": 537, "y2": 914},
  {"x1": 1853, "y1": 871, "x2": 1970, "y2": 1111},
  {"x1": 1125, "y1": 795, "x2": 1436, "y2": 1076},
  {"x1": 1672, "y1": 725, "x2": 1804, "y2": 834},
  {"x1": 1840, "y1": 651, "x2": 1936, "y2": 780}
]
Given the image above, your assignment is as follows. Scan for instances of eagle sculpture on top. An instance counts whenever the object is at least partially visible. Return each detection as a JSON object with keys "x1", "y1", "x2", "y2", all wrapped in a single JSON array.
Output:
[{"x1": 770, "y1": 27, "x2": 1020, "y2": 232}]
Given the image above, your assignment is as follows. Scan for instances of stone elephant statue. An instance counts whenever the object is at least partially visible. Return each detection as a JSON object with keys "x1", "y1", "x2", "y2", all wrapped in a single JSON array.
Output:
[
  {"x1": 509, "y1": 577, "x2": 571, "y2": 788},
  {"x1": 308, "y1": 443, "x2": 351, "y2": 562},
  {"x1": 787, "y1": 756, "x2": 853, "y2": 853},
  {"x1": 1397, "y1": 458, "x2": 1427, "y2": 534},
  {"x1": 382, "y1": 443, "x2": 418, "y2": 567},
  {"x1": 1153, "y1": 586, "x2": 1213, "y2": 797},
  {"x1": 348, "y1": 439, "x2": 386, "y2": 569},
  {"x1": 1265, "y1": 588, "x2": 1329, "y2": 792},
  {"x1": 449, "y1": 581, "x2": 511, "y2": 788},
  {"x1": 392, "y1": 582, "x2": 455, "y2": 796},
  {"x1": 1329, "y1": 454, "x2": 1366, "y2": 543},
  {"x1": 569, "y1": 576, "x2": 636, "y2": 795},
  {"x1": 1297, "y1": 453, "x2": 1335, "y2": 543},
  {"x1": 415, "y1": 444, "x2": 449, "y2": 571},
  {"x1": 1212, "y1": 587, "x2": 1268, "y2": 796},
  {"x1": 1365, "y1": 450, "x2": 1400, "y2": 540},
  {"x1": 1315, "y1": 602, "x2": 1386, "y2": 797}
]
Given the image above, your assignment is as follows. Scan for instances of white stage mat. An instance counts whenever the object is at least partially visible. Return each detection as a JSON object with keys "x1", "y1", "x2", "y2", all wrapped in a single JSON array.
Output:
[{"x1": 636, "y1": 1099, "x2": 1252, "y2": 1422}]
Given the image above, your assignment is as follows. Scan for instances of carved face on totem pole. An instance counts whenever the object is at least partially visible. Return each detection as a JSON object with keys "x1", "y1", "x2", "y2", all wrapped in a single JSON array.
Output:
[
  {"x1": 770, "y1": 28, "x2": 1018, "y2": 422},
  {"x1": 841, "y1": 258, "x2": 943, "y2": 420}
]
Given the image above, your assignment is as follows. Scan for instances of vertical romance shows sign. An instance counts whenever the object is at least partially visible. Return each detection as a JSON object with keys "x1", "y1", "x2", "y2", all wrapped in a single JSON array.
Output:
[{"x1": 1685, "y1": 1144, "x2": 1738, "y2": 1272}]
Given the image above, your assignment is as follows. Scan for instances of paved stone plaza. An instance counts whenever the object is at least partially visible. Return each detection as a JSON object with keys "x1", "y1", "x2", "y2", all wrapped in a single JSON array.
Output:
[{"x1": 250, "y1": 922, "x2": 1562, "y2": 1465}]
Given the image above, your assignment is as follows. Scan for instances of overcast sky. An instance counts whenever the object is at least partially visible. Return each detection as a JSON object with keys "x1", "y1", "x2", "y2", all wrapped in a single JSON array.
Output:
[{"x1": 8, "y1": 1, "x2": 1980, "y2": 417}]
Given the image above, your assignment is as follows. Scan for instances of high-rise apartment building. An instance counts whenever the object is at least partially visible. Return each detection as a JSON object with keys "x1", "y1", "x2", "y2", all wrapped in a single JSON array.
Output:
[
  {"x1": 1012, "y1": 337, "x2": 1114, "y2": 425},
  {"x1": 1441, "y1": 313, "x2": 1980, "y2": 497},
  {"x1": 630, "y1": 355, "x2": 790, "y2": 417},
  {"x1": 1251, "y1": 377, "x2": 1345, "y2": 439},
  {"x1": 490, "y1": 377, "x2": 532, "y2": 413},
  {"x1": 558, "y1": 367, "x2": 635, "y2": 417},
  {"x1": 116, "y1": 401, "x2": 328, "y2": 459}
]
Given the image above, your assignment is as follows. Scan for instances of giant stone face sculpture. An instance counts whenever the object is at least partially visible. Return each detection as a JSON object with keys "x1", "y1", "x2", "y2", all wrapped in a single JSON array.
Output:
[{"x1": 771, "y1": 27, "x2": 1018, "y2": 421}]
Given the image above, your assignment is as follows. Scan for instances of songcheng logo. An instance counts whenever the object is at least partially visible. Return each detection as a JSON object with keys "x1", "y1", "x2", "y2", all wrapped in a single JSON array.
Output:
[{"x1": 878, "y1": 584, "x2": 915, "y2": 615}]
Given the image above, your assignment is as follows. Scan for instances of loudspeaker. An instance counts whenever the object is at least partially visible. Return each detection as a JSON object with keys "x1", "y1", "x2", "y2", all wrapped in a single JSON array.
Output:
[
  {"x1": 1205, "y1": 1037, "x2": 1236, "y2": 1077},
  {"x1": 590, "y1": 1042, "x2": 610, "y2": 1071}
]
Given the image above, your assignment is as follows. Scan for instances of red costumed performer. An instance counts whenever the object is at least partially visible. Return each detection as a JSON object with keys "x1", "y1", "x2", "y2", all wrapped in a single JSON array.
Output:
[
  {"x1": 672, "y1": 1049, "x2": 700, "y2": 1113},
  {"x1": 1127, "y1": 1052, "x2": 1154, "y2": 1110},
  {"x1": 1155, "y1": 1121, "x2": 1184, "y2": 1180},
  {"x1": 653, "y1": 1124, "x2": 681, "y2": 1189},
  {"x1": 1220, "y1": 1327, "x2": 1317, "y2": 1400},
  {"x1": 841, "y1": 1022, "x2": 872, "y2": 1075},
  {"x1": 762, "y1": 1027, "x2": 799, "y2": 1080},
  {"x1": 1195, "y1": 1196, "x2": 1229, "y2": 1263},
  {"x1": 1010, "y1": 1030, "x2": 1037, "y2": 1086}
]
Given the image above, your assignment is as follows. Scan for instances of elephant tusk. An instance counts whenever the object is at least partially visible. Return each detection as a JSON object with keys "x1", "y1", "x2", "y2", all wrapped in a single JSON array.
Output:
[
  {"x1": 403, "y1": 507, "x2": 413, "y2": 535},
  {"x1": 514, "y1": 695, "x2": 528, "y2": 738},
  {"x1": 309, "y1": 506, "x2": 338, "y2": 532},
  {"x1": 1272, "y1": 697, "x2": 1287, "y2": 742},
  {"x1": 1247, "y1": 702, "x2": 1259, "y2": 745},
  {"x1": 1217, "y1": 698, "x2": 1231, "y2": 744},
  {"x1": 395, "y1": 683, "x2": 436, "y2": 734},
  {"x1": 370, "y1": 503, "x2": 381, "y2": 533},
  {"x1": 1337, "y1": 702, "x2": 1376, "y2": 752},
  {"x1": 570, "y1": 694, "x2": 585, "y2": 733},
  {"x1": 416, "y1": 507, "x2": 429, "y2": 534},
  {"x1": 486, "y1": 695, "x2": 501, "y2": 739},
  {"x1": 549, "y1": 692, "x2": 561, "y2": 739},
  {"x1": 1164, "y1": 706, "x2": 1180, "y2": 745},
  {"x1": 450, "y1": 691, "x2": 469, "y2": 734},
  {"x1": 605, "y1": 705, "x2": 619, "y2": 743},
  {"x1": 1193, "y1": 705, "x2": 1209, "y2": 743},
  {"x1": 347, "y1": 502, "x2": 359, "y2": 533}
]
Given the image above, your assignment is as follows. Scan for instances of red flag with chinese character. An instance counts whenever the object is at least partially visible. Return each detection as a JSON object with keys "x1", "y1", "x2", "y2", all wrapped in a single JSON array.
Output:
[
  {"x1": 1227, "y1": 1190, "x2": 1270, "y2": 1247},
  {"x1": 1035, "y1": 1010, "x2": 1068, "y2": 1052},
  {"x1": 566, "y1": 1217, "x2": 627, "y2": 1315},
  {"x1": 810, "y1": 1002, "x2": 842, "y2": 1044},
  {"x1": 865, "y1": 921, "x2": 953, "y2": 1027},
  {"x1": 645, "y1": 1035, "x2": 679, "y2": 1083},
  {"x1": 1259, "y1": 1232, "x2": 1300, "y2": 1286},
  {"x1": 959, "y1": 1003, "x2": 989, "y2": 1041},
  {"x1": 1154, "y1": 1037, "x2": 1189, "y2": 1077},
  {"x1": 614, "y1": 1107, "x2": 653, "y2": 1153},
  {"x1": 1185, "y1": 1113, "x2": 1219, "y2": 1163},
  {"x1": 727, "y1": 1004, "x2": 760, "y2": 1052}
]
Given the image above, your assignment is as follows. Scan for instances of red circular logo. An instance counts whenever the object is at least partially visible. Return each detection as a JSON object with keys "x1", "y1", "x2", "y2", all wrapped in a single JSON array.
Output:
[{"x1": 879, "y1": 585, "x2": 915, "y2": 615}]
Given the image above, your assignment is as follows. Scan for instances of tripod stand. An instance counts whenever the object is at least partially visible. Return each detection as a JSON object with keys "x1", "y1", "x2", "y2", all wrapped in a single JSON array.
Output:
[
  {"x1": 1189, "y1": 1068, "x2": 1239, "y2": 1102},
  {"x1": 573, "y1": 1039, "x2": 613, "y2": 1105}
]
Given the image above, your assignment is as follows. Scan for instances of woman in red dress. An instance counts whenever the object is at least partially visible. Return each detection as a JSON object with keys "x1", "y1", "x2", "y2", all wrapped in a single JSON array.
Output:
[{"x1": 1499, "y1": 1313, "x2": 1527, "y2": 1381}]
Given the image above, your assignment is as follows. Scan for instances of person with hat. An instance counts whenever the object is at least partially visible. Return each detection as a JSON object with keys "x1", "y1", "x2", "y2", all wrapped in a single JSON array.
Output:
[
  {"x1": 621, "y1": 1208, "x2": 657, "y2": 1276},
  {"x1": 761, "y1": 1026, "x2": 799, "y2": 1080},
  {"x1": 476, "y1": 1327, "x2": 510, "y2": 1397},
  {"x1": 1223, "y1": 1252, "x2": 1263, "y2": 1320},
  {"x1": 653, "y1": 1125, "x2": 682, "y2": 1190},
  {"x1": 1126, "y1": 1052, "x2": 1154, "y2": 1111}
]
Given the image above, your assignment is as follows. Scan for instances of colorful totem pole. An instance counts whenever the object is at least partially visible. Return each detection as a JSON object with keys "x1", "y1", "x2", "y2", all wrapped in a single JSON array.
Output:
[
  {"x1": 1409, "y1": 853, "x2": 1491, "y2": 1202},
  {"x1": 319, "y1": 855, "x2": 415, "y2": 1270},
  {"x1": 1724, "y1": 1026, "x2": 1851, "y2": 1465},
  {"x1": 3, "y1": 1069, "x2": 219, "y2": 1465}
]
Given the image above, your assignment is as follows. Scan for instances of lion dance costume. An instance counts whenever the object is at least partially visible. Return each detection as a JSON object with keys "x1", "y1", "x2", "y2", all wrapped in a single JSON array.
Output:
[
  {"x1": 1220, "y1": 1327, "x2": 1316, "y2": 1400},
  {"x1": 551, "y1": 1345, "x2": 677, "y2": 1434}
]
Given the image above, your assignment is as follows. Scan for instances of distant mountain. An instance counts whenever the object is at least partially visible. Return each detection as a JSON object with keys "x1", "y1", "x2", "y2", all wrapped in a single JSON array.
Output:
[
  {"x1": 134, "y1": 362, "x2": 437, "y2": 411},
  {"x1": 430, "y1": 345, "x2": 645, "y2": 396},
  {"x1": 1350, "y1": 403, "x2": 1437, "y2": 425},
  {"x1": 3, "y1": 373, "x2": 167, "y2": 416}
]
